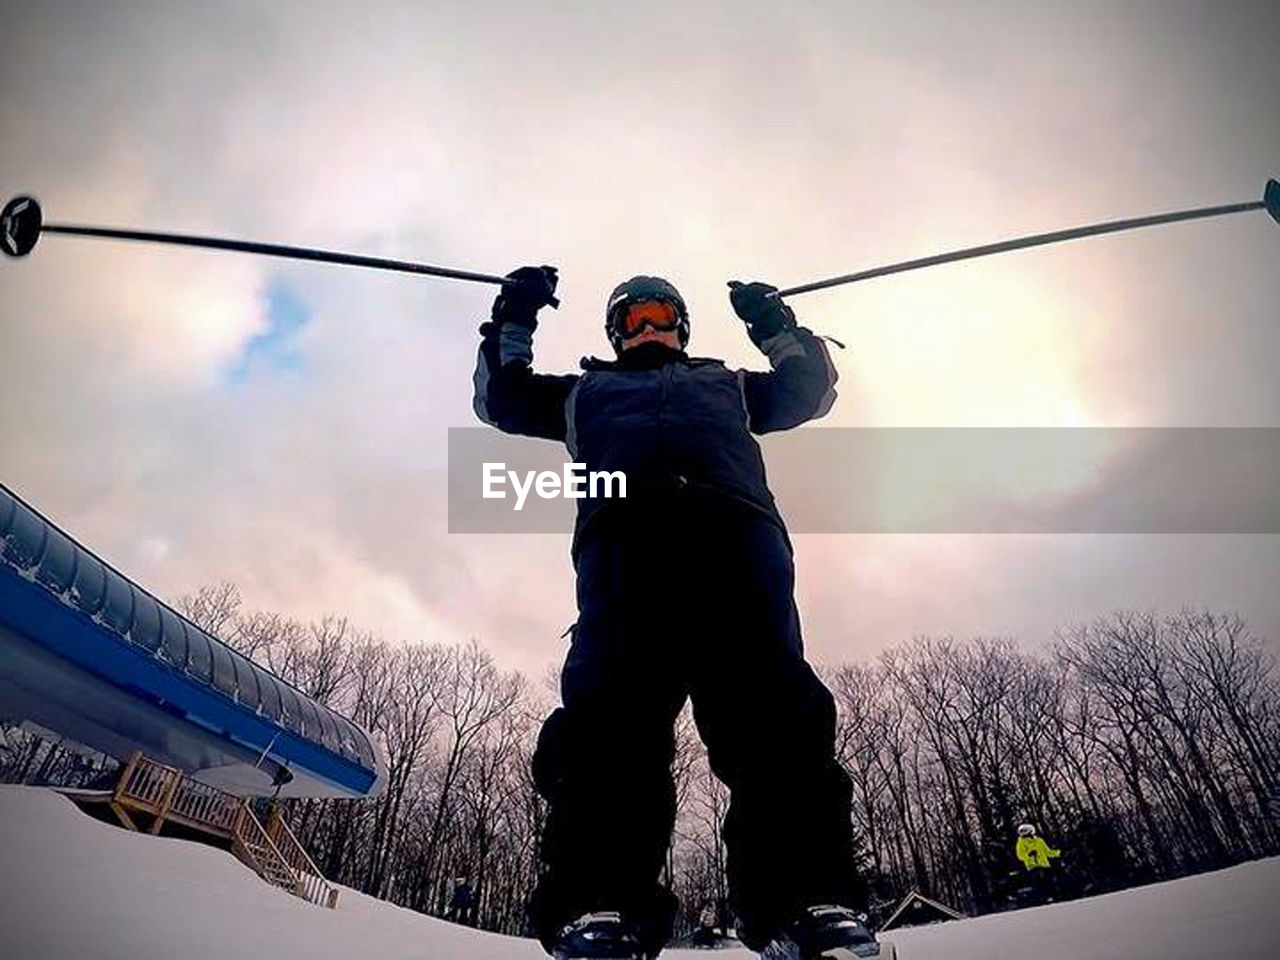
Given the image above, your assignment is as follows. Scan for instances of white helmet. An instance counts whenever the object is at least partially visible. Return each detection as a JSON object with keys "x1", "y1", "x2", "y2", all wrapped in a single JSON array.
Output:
[{"x1": 1017, "y1": 823, "x2": 1037, "y2": 837}]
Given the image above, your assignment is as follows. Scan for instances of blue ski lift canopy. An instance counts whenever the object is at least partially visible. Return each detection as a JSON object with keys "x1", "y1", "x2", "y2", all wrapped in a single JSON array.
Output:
[{"x1": 0, "y1": 484, "x2": 385, "y2": 799}]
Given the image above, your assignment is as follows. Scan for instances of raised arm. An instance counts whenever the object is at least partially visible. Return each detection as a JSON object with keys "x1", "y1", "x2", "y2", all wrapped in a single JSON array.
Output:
[
  {"x1": 472, "y1": 266, "x2": 578, "y2": 441},
  {"x1": 730, "y1": 281, "x2": 838, "y2": 433}
]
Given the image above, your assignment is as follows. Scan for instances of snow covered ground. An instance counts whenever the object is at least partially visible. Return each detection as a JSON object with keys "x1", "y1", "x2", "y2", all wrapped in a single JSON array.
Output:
[{"x1": 0, "y1": 785, "x2": 1276, "y2": 960}]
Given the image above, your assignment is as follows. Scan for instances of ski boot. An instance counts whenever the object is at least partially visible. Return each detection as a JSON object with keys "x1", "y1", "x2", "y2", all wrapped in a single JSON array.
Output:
[
  {"x1": 550, "y1": 910, "x2": 652, "y2": 960},
  {"x1": 761, "y1": 904, "x2": 896, "y2": 960}
]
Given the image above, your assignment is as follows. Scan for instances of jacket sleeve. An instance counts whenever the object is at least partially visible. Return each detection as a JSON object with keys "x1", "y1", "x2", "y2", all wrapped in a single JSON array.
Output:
[
  {"x1": 472, "y1": 321, "x2": 578, "y2": 441},
  {"x1": 739, "y1": 325, "x2": 839, "y2": 433}
]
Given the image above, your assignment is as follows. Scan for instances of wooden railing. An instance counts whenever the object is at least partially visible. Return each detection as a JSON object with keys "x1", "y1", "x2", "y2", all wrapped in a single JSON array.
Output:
[
  {"x1": 265, "y1": 805, "x2": 341, "y2": 908},
  {"x1": 112, "y1": 752, "x2": 191, "y2": 834},
  {"x1": 170, "y1": 778, "x2": 241, "y2": 834},
  {"x1": 107, "y1": 751, "x2": 338, "y2": 907},
  {"x1": 231, "y1": 803, "x2": 303, "y2": 894}
]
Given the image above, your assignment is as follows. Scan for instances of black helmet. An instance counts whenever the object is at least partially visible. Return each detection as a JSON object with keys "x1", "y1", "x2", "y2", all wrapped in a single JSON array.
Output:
[{"x1": 604, "y1": 275, "x2": 689, "y2": 352}]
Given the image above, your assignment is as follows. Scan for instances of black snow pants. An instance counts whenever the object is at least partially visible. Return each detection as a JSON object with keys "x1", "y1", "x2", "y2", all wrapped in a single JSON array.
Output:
[{"x1": 528, "y1": 503, "x2": 862, "y2": 954}]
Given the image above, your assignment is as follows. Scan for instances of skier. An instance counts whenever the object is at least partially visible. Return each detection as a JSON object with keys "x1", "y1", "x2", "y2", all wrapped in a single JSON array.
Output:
[
  {"x1": 1015, "y1": 823, "x2": 1061, "y2": 872},
  {"x1": 473, "y1": 267, "x2": 868, "y2": 959},
  {"x1": 447, "y1": 877, "x2": 475, "y2": 926},
  {"x1": 691, "y1": 901, "x2": 720, "y2": 948},
  {"x1": 1014, "y1": 823, "x2": 1062, "y2": 905}
]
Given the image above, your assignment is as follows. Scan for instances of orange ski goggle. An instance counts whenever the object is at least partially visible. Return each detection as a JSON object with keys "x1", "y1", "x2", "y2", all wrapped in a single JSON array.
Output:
[{"x1": 613, "y1": 299, "x2": 681, "y2": 338}]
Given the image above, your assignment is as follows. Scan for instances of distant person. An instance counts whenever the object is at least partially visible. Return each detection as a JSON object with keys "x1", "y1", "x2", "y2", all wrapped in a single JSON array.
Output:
[
  {"x1": 713, "y1": 896, "x2": 731, "y2": 939},
  {"x1": 448, "y1": 877, "x2": 475, "y2": 926},
  {"x1": 1015, "y1": 822, "x2": 1061, "y2": 871},
  {"x1": 691, "y1": 901, "x2": 720, "y2": 948},
  {"x1": 473, "y1": 268, "x2": 868, "y2": 959},
  {"x1": 1015, "y1": 823, "x2": 1062, "y2": 904}
]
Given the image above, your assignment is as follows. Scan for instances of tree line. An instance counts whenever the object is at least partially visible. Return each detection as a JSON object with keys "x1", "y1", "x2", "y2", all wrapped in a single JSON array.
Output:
[
  {"x1": 827, "y1": 611, "x2": 1280, "y2": 917},
  {"x1": 3, "y1": 586, "x2": 1277, "y2": 936}
]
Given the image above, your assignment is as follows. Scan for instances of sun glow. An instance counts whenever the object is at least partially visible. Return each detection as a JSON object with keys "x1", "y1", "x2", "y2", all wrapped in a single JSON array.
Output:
[{"x1": 823, "y1": 263, "x2": 1099, "y2": 428}]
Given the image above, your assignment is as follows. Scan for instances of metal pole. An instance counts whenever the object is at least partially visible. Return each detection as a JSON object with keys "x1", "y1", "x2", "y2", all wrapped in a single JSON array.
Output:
[
  {"x1": 2, "y1": 195, "x2": 512, "y2": 286},
  {"x1": 774, "y1": 179, "x2": 1278, "y2": 298},
  {"x1": 39, "y1": 223, "x2": 512, "y2": 285}
]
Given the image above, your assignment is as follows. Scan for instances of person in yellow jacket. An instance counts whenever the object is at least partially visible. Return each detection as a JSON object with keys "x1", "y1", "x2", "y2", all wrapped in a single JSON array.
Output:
[{"x1": 1016, "y1": 823, "x2": 1061, "y2": 870}]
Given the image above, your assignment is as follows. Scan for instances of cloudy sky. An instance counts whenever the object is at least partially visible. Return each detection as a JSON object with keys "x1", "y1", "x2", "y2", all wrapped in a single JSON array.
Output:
[{"x1": 2, "y1": 0, "x2": 1278, "y2": 679}]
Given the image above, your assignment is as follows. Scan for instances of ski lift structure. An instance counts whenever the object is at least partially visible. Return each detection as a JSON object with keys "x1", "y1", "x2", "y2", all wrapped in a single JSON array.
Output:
[{"x1": 0, "y1": 483, "x2": 387, "y2": 799}]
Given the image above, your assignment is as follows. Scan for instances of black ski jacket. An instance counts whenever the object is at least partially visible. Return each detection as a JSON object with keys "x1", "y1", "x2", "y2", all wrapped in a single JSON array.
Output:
[{"x1": 472, "y1": 321, "x2": 838, "y2": 556}]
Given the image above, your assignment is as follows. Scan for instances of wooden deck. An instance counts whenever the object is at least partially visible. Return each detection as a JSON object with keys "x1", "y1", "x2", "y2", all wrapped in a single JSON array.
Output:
[{"x1": 63, "y1": 752, "x2": 339, "y2": 908}]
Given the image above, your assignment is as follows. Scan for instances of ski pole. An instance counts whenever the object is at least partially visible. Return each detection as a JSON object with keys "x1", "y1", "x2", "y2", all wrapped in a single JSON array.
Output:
[
  {"x1": 0, "y1": 195, "x2": 514, "y2": 288},
  {"x1": 771, "y1": 178, "x2": 1280, "y2": 298}
]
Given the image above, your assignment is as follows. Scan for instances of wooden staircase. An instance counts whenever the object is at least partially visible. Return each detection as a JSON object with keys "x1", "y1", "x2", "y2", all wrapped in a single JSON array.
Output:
[
  {"x1": 232, "y1": 803, "x2": 302, "y2": 891},
  {"x1": 75, "y1": 751, "x2": 339, "y2": 908}
]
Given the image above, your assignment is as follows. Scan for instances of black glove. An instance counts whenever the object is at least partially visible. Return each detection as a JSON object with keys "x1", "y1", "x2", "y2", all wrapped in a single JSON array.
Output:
[
  {"x1": 728, "y1": 280, "x2": 796, "y2": 346},
  {"x1": 492, "y1": 265, "x2": 560, "y2": 328}
]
